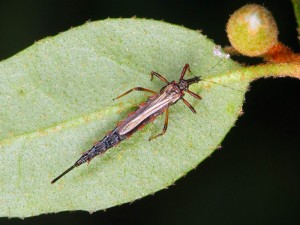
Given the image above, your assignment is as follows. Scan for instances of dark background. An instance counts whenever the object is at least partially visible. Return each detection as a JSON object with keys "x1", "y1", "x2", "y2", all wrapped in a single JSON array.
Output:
[{"x1": 1, "y1": 0, "x2": 300, "y2": 225}]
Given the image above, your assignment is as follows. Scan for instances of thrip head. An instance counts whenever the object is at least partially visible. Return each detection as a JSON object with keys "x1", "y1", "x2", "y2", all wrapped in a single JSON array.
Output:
[
  {"x1": 178, "y1": 76, "x2": 202, "y2": 100},
  {"x1": 178, "y1": 76, "x2": 201, "y2": 91}
]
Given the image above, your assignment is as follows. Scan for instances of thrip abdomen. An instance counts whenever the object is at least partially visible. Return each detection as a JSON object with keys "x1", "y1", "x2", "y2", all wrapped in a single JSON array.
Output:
[{"x1": 74, "y1": 128, "x2": 125, "y2": 166}]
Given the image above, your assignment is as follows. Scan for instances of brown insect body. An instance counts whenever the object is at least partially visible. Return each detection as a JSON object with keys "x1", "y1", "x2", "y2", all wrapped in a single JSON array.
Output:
[
  {"x1": 51, "y1": 64, "x2": 201, "y2": 184},
  {"x1": 117, "y1": 82, "x2": 182, "y2": 137}
]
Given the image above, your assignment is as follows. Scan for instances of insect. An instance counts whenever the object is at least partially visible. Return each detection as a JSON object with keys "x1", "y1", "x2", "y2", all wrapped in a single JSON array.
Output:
[{"x1": 51, "y1": 63, "x2": 202, "y2": 184}]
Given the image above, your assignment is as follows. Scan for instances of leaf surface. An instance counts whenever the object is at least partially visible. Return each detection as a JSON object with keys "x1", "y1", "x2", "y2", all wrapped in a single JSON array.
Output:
[{"x1": 0, "y1": 19, "x2": 250, "y2": 217}]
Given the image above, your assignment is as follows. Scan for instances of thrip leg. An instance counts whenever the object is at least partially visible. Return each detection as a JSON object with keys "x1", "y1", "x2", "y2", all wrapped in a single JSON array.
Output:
[
  {"x1": 150, "y1": 71, "x2": 169, "y2": 84},
  {"x1": 187, "y1": 90, "x2": 202, "y2": 100},
  {"x1": 113, "y1": 87, "x2": 156, "y2": 100},
  {"x1": 180, "y1": 63, "x2": 191, "y2": 80},
  {"x1": 149, "y1": 108, "x2": 169, "y2": 141},
  {"x1": 182, "y1": 98, "x2": 196, "y2": 114}
]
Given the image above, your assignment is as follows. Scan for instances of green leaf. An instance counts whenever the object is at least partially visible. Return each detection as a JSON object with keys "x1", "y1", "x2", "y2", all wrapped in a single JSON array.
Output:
[
  {"x1": 292, "y1": 0, "x2": 300, "y2": 31},
  {"x1": 0, "y1": 18, "x2": 250, "y2": 218}
]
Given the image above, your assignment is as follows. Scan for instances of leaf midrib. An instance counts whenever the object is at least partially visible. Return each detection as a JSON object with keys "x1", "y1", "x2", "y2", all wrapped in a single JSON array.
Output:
[
  {"x1": 0, "y1": 68, "x2": 245, "y2": 148},
  {"x1": 0, "y1": 103, "x2": 129, "y2": 147}
]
